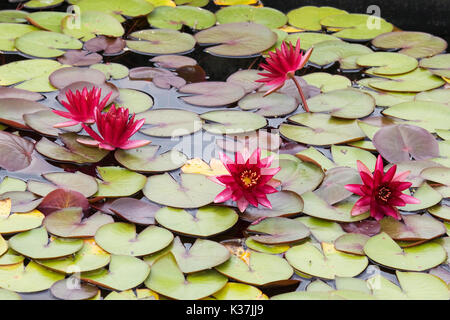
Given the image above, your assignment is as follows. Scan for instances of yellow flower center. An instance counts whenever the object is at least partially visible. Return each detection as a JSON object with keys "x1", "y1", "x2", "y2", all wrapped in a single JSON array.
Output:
[{"x1": 240, "y1": 170, "x2": 260, "y2": 188}]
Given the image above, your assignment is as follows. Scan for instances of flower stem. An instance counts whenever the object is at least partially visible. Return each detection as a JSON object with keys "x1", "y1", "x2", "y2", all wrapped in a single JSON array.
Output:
[{"x1": 288, "y1": 73, "x2": 310, "y2": 112}]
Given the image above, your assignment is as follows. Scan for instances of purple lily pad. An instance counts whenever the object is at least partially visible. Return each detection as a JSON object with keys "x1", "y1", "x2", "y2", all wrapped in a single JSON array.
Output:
[
  {"x1": 341, "y1": 220, "x2": 381, "y2": 237},
  {"x1": 0, "y1": 87, "x2": 43, "y2": 101},
  {"x1": 129, "y1": 67, "x2": 186, "y2": 89},
  {"x1": 373, "y1": 124, "x2": 440, "y2": 163},
  {"x1": 150, "y1": 55, "x2": 197, "y2": 69},
  {"x1": 49, "y1": 67, "x2": 106, "y2": 89},
  {"x1": 83, "y1": 36, "x2": 126, "y2": 55},
  {"x1": 314, "y1": 167, "x2": 362, "y2": 205},
  {"x1": 0, "y1": 191, "x2": 42, "y2": 213},
  {"x1": 179, "y1": 81, "x2": 245, "y2": 107},
  {"x1": 23, "y1": 110, "x2": 82, "y2": 137},
  {"x1": 0, "y1": 131, "x2": 34, "y2": 172},
  {"x1": 107, "y1": 198, "x2": 159, "y2": 225},
  {"x1": 0, "y1": 98, "x2": 48, "y2": 129},
  {"x1": 38, "y1": 189, "x2": 89, "y2": 216},
  {"x1": 57, "y1": 50, "x2": 103, "y2": 67},
  {"x1": 51, "y1": 277, "x2": 99, "y2": 300}
]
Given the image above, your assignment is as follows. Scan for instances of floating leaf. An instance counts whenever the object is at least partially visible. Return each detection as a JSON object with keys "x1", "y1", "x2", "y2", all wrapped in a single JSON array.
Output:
[
  {"x1": 0, "y1": 192, "x2": 42, "y2": 213},
  {"x1": 179, "y1": 82, "x2": 245, "y2": 107},
  {"x1": 194, "y1": 22, "x2": 277, "y2": 57},
  {"x1": 364, "y1": 232, "x2": 446, "y2": 271},
  {"x1": 302, "y1": 73, "x2": 351, "y2": 93},
  {"x1": 51, "y1": 277, "x2": 99, "y2": 300},
  {"x1": 402, "y1": 182, "x2": 442, "y2": 212},
  {"x1": 115, "y1": 145, "x2": 187, "y2": 173},
  {"x1": 0, "y1": 87, "x2": 43, "y2": 101},
  {"x1": 238, "y1": 92, "x2": 298, "y2": 117},
  {"x1": 0, "y1": 98, "x2": 48, "y2": 129},
  {"x1": 201, "y1": 110, "x2": 267, "y2": 135},
  {"x1": 285, "y1": 242, "x2": 368, "y2": 279},
  {"x1": 314, "y1": 166, "x2": 361, "y2": 205},
  {"x1": 23, "y1": 110, "x2": 82, "y2": 138},
  {"x1": 297, "y1": 217, "x2": 346, "y2": 243},
  {"x1": 0, "y1": 10, "x2": 28, "y2": 23},
  {"x1": 246, "y1": 217, "x2": 310, "y2": 245},
  {"x1": 357, "y1": 52, "x2": 418, "y2": 76},
  {"x1": 90, "y1": 63, "x2": 129, "y2": 80},
  {"x1": 0, "y1": 131, "x2": 34, "y2": 172},
  {"x1": 84, "y1": 36, "x2": 126, "y2": 55},
  {"x1": 150, "y1": 55, "x2": 197, "y2": 69},
  {"x1": 155, "y1": 205, "x2": 238, "y2": 237},
  {"x1": 57, "y1": 50, "x2": 103, "y2": 66},
  {"x1": 334, "y1": 233, "x2": 369, "y2": 255},
  {"x1": 0, "y1": 23, "x2": 38, "y2": 51},
  {"x1": 44, "y1": 208, "x2": 113, "y2": 238},
  {"x1": 139, "y1": 109, "x2": 201, "y2": 137},
  {"x1": 76, "y1": 0, "x2": 153, "y2": 22},
  {"x1": 212, "y1": 282, "x2": 268, "y2": 300},
  {"x1": 15, "y1": 31, "x2": 82, "y2": 58},
  {"x1": 81, "y1": 255, "x2": 150, "y2": 291},
  {"x1": 216, "y1": 5, "x2": 286, "y2": 29},
  {"x1": 49, "y1": 67, "x2": 106, "y2": 89},
  {"x1": 127, "y1": 29, "x2": 195, "y2": 55},
  {"x1": 95, "y1": 166, "x2": 147, "y2": 198},
  {"x1": 380, "y1": 214, "x2": 446, "y2": 241},
  {"x1": 9, "y1": 227, "x2": 83, "y2": 260},
  {"x1": 145, "y1": 252, "x2": 227, "y2": 300},
  {"x1": 26, "y1": 11, "x2": 68, "y2": 32},
  {"x1": 105, "y1": 198, "x2": 159, "y2": 225},
  {"x1": 0, "y1": 177, "x2": 27, "y2": 194},
  {"x1": 287, "y1": 6, "x2": 347, "y2": 31},
  {"x1": 373, "y1": 124, "x2": 440, "y2": 163},
  {"x1": 181, "y1": 158, "x2": 228, "y2": 176},
  {"x1": 38, "y1": 189, "x2": 89, "y2": 216},
  {"x1": 226, "y1": 69, "x2": 263, "y2": 93},
  {"x1": 421, "y1": 166, "x2": 450, "y2": 186},
  {"x1": 147, "y1": 6, "x2": 215, "y2": 30},
  {"x1": 331, "y1": 145, "x2": 376, "y2": 171},
  {"x1": 372, "y1": 31, "x2": 448, "y2": 59}
]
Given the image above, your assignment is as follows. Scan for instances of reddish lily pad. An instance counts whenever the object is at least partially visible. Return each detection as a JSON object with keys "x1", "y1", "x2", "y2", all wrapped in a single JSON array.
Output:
[
  {"x1": 84, "y1": 36, "x2": 126, "y2": 55},
  {"x1": 151, "y1": 55, "x2": 197, "y2": 69},
  {"x1": 44, "y1": 208, "x2": 113, "y2": 238},
  {"x1": 0, "y1": 192, "x2": 43, "y2": 213},
  {"x1": 0, "y1": 87, "x2": 43, "y2": 101},
  {"x1": 380, "y1": 214, "x2": 446, "y2": 241},
  {"x1": 314, "y1": 167, "x2": 361, "y2": 205},
  {"x1": 179, "y1": 82, "x2": 245, "y2": 107},
  {"x1": 0, "y1": 131, "x2": 34, "y2": 172},
  {"x1": 194, "y1": 22, "x2": 277, "y2": 57},
  {"x1": 106, "y1": 198, "x2": 159, "y2": 225},
  {"x1": 246, "y1": 217, "x2": 310, "y2": 245},
  {"x1": 115, "y1": 145, "x2": 187, "y2": 173},
  {"x1": 373, "y1": 124, "x2": 440, "y2": 163},
  {"x1": 38, "y1": 189, "x2": 89, "y2": 216},
  {"x1": 129, "y1": 67, "x2": 186, "y2": 89},
  {"x1": 341, "y1": 220, "x2": 381, "y2": 237},
  {"x1": 51, "y1": 277, "x2": 99, "y2": 300},
  {"x1": 49, "y1": 67, "x2": 106, "y2": 89},
  {"x1": 57, "y1": 50, "x2": 103, "y2": 66},
  {"x1": 0, "y1": 98, "x2": 48, "y2": 129},
  {"x1": 334, "y1": 233, "x2": 370, "y2": 255}
]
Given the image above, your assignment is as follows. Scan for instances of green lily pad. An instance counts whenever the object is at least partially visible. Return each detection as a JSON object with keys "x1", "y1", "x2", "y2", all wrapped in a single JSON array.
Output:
[
  {"x1": 76, "y1": 0, "x2": 153, "y2": 22},
  {"x1": 0, "y1": 23, "x2": 38, "y2": 51},
  {"x1": 302, "y1": 73, "x2": 351, "y2": 93},
  {"x1": 320, "y1": 13, "x2": 393, "y2": 41},
  {"x1": 155, "y1": 205, "x2": 238, "y2": 237},
  {"x1": 104, "y1": 289, "x2": 158, "y2": 300},
  {"x1": 144, "y1": 173, "x2": 224, "y2": 208},
  {"x1": 179, "y1": 82, "x2": 245, "y2": 107},
  {"x1": 421, "y1": 166, "x2": 450, "y2": 185},
  {"x1": 364, "y1": 68, "x2": 445, "y2": 93},
  {"x1": 95, "y1": 223, "x2": 173, "y2": 256},
  {"x1": 246, "y1": 217, "x2": 310, "y2": 245},
  {"x1": 212, "y1": 282, "x2": 268, "y2": 300},
  {"x1": 0, "y1": 59, "x2": 65, "y2": 92},
  {"x1": 27, "y1": 171, "x2": 98, "y2": 198},
  {"x1": 287, "y1": 6, "x2": 347, "y2": 31},
  {"x1": 372, "y1": 31, "x2": 448, "y2": 59},
  {"x1": 215, "y1": 249, "x2": 293, "y2": 286},
  {"x1": 145, "y1": 252, "x2": 227, "y2": 300},
  {"x1": 81, "y1": 255, "x2": 150, "y2": 291},
  {"x1": 0, "y1": 288, "x2": 21, "y2": 300},
  {"x1": 23, "y1": 110, "x2": 82, "y2": 138},
  {"x1": 364, "y1": 232, "x2": 447, "y2": 271},
  {"x1": 360, "y1": 88, "x2": 416, "y2": 107},
  {"x1": 0, "y1": 249, "x2": 24, "y2": 266},
  {"x1": 113, "y1": 88, "x2": 153, "y2": 114},
  {"x1": 307, "y1": 88, "x2": 375, "y2": 119},
  {"x1": 286, "y1": 242, "x2": 368, "y2": 279},
  {"x1": 416, "y1": 88, "x2": 450, "y2": 106},
  {"x1": 274, "y1": 154, "x2": 324, "y2": 196},
  {"x1": 26, "y1": 11, "x2": 68, "y2": 33},
  {"x1": 37, "y1": 239, "x2": 111, "y2": 274},
  {"x1": 51, "y1": 277, "x2": 99, "y2": 300},
  {"x1": 0, "y1": 177, "x2": 27, "y2": 194},
  {"x1": 194, "y1": 22, "x2": 277, "y2": 57},
  {"x1": 309, "y1": 40, "x2": 373, "y2": 70},
  {"x1": 280, "y1": 113, "x2": 365, "y2": 146},
  {"x1": 428, "y1": 204, "x2": 450, "y2": 222},
  {"x1": 36, "y1": 133, "x2": 110, "y2": 164},
  {"x1": 0, "y1": 10, "x2": 28, "y2": 23},
  {"x1": 402, "y1": 182, "x2": 443, "y2": 212},
  {"x1": 380, "y1": 214, "x2": 446, "y2": 241},
  {"x1": 241, "y1": 191, "x2": 304, "y2": 222},
  {"x1": 334, "y1": 233, "x2": 370, "y2": 255},
  {"x1": 357, "y1": 52, "x2": 418, "y2": 76},
  {"x1": 331, "y1": 145, "x2": 376, "y2": 171},
  {"x1": 61, "y1": 10, "x2": 125, "y2": 41},
  {"x1": 90, "y1": 63, "x2": 129, "y2": 80},
  {"x1": 115, "y1": 145, "x2": 187, "y2": 173},
  {"x1": 9, "y1": 227, "x2": 83, "y2": 260},
  {"x1": 244, "y1": 238, "x2": 290, "y2": 255},
  {"x1": 238, "y1": 92, "x2": 298, "y2": 117},
  {"x1": 24, "y1": 0, "x2": 63, "y2": 8},
  {"x1": 418, "y1": 54, "x2": 450, "y2": 78},
  {"x1": 44, "y1": 208, "x2": 113, "y2": 238},
  {"x1": 171, "y1": 237, "x2": 230, "y2": 273},
  {"x1": 147, "y1": 5, "x2": 215, "y2": 30},
  {"x1": 302, "y1": 191, "x2": 370, "y2": 222},
  {"x1": 296, "y1": 146, "x2": 336, "y2": 171},
  {"x1": 95, "y1": 166, "x2": 147, "y2": 198},
  {"x1": 15, "y1": 31, "x2": 82, "y2": 58},
  {"x1": 201, "y1": 110, "x2": 267, "y2": 135},
  {"x1": 216, "y1": 5, "x2": 286, "y2": 29},
  {"x1": 297, "y1": 217, "x2": 346, "y2": 243},
  {"x1": 0, "y1": 261, "x2": 64, "y2": 293},
  {"x1": 0, "y1": 208, "x2": 44, "y2": 235},
  {"x1": 138, "y1": 109, "x2": 202, "y2": 137},
  {"x1": 127, "y1": 29, "x2": 196, "y2": 55}
]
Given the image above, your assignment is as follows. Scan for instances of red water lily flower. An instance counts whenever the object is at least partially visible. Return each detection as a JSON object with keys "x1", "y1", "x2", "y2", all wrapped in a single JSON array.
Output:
[
  {"x1": 53, "y1": 87, "x2": 112, "y2": 128},
  {"x1": 78, "y1": 105, "x2": 150, "y2": 151},
  {"x1": 256, "y1": 39, "x2": 313, "y2": 111},
  {"x1": 345, "y1": 155, "x2": 420, "y2": 221},
  {"x1": 210, "y1": 148, "x2": 281, "y2": 213}
]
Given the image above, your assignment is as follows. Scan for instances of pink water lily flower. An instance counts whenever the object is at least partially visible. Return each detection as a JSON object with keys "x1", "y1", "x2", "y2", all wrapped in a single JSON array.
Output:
[
  {"x1": 210, "y1": 148, "x2": 281, "y2": 213},
  {"x1": 345, "y1": 155, "x2": 420, "y2": 221},
  {"x1": 78, "y1": 105, "x2": 150, "y2": 151},
  {"x1": 256, "y1": 39, "x2": 313, "y2": 111},
  {"x1": 53, "y1": 87, "x2": 112, "y2": 128}
]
